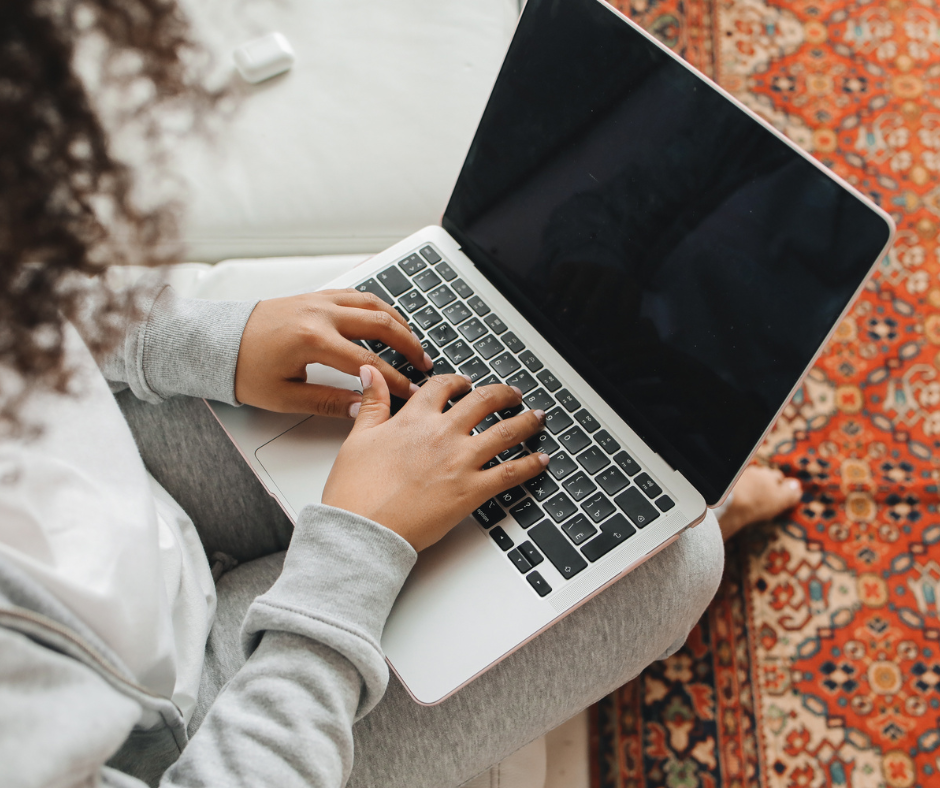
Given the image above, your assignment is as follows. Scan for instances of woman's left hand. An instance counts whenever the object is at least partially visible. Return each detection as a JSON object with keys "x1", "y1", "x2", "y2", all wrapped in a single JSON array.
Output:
[{"x1": 234, "y1": 289, "x2": 433, "y2": 417}]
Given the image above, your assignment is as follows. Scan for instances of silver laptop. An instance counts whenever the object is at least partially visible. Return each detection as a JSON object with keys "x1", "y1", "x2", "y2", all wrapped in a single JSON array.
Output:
[{"x1": 208, "y1": 0, "x2": 895, "y2": 705}]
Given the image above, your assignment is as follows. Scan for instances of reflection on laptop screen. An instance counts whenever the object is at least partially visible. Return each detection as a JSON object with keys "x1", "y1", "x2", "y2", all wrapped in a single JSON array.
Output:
[{"x1": 443, "y1": 0, "x2": 891, "y2": 504}]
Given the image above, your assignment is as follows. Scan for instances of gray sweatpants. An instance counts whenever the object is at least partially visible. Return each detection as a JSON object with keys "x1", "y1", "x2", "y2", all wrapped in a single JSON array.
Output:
[{"x1": 117, "y1": 391, "x2": 724, "y2": 788}]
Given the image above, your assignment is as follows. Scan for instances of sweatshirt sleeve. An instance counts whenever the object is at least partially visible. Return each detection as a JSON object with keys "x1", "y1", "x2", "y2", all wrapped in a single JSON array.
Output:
[
  {"x1": 162, "y1": 504, "x2": 417, "y2": 788},
  {"x1": 95, "y1": 282, "x2": 258, "y2": 406}
]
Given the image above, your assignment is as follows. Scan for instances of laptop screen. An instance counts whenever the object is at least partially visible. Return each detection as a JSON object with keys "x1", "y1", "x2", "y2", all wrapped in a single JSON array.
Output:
[{"x1": 443, "y1": 0, "x2": 892, "y2": 505}]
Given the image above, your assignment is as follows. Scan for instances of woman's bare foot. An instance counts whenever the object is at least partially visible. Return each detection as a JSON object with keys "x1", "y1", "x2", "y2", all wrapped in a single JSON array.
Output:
[{"x1": 718, "y1": 466, "x2": 802, "y2": 541}]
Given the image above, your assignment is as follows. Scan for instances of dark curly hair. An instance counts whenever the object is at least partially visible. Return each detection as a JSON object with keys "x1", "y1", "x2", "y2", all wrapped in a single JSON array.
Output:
[{"x1": 0, "y1": 0, "x2": 216, "y2": 435}]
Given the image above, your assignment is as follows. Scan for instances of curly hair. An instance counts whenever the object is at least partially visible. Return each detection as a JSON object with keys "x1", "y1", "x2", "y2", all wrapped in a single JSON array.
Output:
[{"x1": 0, "y1": 0, "x2": 216, "y2": 435}]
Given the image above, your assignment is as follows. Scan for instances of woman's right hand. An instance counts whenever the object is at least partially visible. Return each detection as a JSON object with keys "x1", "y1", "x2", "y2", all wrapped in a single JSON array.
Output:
[{"x1": 321, "y1": 366, "x2": 549, "y2": 551}]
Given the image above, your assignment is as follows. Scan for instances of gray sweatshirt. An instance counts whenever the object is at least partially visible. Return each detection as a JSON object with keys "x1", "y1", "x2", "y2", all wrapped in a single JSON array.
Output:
[{"x1": 0, "y1": 284, "x2": 417, "y2": 788}]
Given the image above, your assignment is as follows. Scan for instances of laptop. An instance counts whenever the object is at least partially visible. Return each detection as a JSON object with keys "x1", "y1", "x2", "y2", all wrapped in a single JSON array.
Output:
[{"x1": 207, "y1": 0, "x2": 895, "y2": 704}]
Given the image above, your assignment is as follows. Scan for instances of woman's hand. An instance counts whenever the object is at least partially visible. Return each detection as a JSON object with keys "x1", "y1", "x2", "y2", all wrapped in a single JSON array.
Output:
[
  {"x1": 322, "y1": 366, "x2": 550, "y2": 551},
  {"x1": 234, "y1": 290, "x2": 433, "y2": 417}
]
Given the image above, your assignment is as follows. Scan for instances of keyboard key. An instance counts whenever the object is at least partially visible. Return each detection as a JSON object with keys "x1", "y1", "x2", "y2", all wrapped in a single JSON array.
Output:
[
  {"x1": 544, "y1": 408, "x2": 574, "y2": 435},
  {"x1": 452, "y1": 279, "x2": 474, "y2": 298},
  {"x1": 543, "y1": 492, "x2": 578, "y2": 523},
  {"x1": 475, "y1": 413, "x2": 500, "y2": 432},
  {"x1": 530, "y1": 520, "x2": 587, "y2": 580},
  {"x1": 472, "y1": 499, "x2": 505, "y2": 528},
  {"x1": 575, "y1": 410, "x2": 600, "y2": 433},
  {"x1": 496, "y1": 487, "x2": 526, "y2": 509},
  {"x1": 399, "y1": 253, "x2": 426, "y2": 275},
  {"x1": 490, "y1": 526, "x2": 514, "y2": 551},
  {"x1": 581, "y1": 492, "x2": 616, "y2": 523},
  {"x1": 400, "y1": 363, "x2": 426, "y2": 384},
  {"x1": 498, "y1": 403, "x2": 523, "y2": 420},
  {"x1": 519, "y1": 540, "x2": 544, "y2": 567},
  {"x1": 577, "y1": 446, "x2": 610, "y2": 475},
  {"x1": 502, "y1": 332, "x2": 524, "y2": 353},
  {"x1": 505, "y1": 369, "x2": 538, "y2": 394},
  {"x1": 596, "y1": 466, "x2": 629, "y2": 496},
  {"x1": 524, "y1": 472, "x2": 559, "y2": 501},
  {"x1": 356, "y1": 278, "x2": 394, "y2": 305},
  {"x1": 443, "y1": 302, "x2": 472, "y2": 324},
  {"x1": 377, "y1": 267, "x2": 411, "y2": 297},
  {"x1": 518, "y1": 350, "x2": 543, "y2": 372},
  {"x1": 547, "y1": 451, "x2": 577, "y2": 481},
  {"x1": 491, "y1": 353, "x2": 521, "y2": 377},
  {"x1": 428, "y1": 324, "x2": 458, "y2": 347},
  {"x1": 498, "y1": 444, "x2": 524, "y2": 462},
  {"x1": 510, "y1": 498, "x2": 542, "y2": 529},
  {"x1": 615, "y1": 488, "x2": 660, "y2": 528},
  {"x1": 474, "y1": 335, "x2": 504, "y2": 360},
  {"x1": 563, "y1": 470, "x2": 598, "y2": 501},
  {"x1": 613, "y1": 451, "x2": 641, "y2": 476},
  {"x1": 484, "y1": 314, "x2": 507, "y2": 334},
  {"x1": 468, "y1": 295, "x2": 490, "y2": 316},
  {"x1": 559, "y1": 427, "x2": 590, "y2": 455},
  {"x1": 523, "y1": 388, "x2": 555, "y2": 412},
  {"x1": 436, "y1": 261, "x2": 457, "y2": 280},
  {"x1": 656, "y1": 495, "x2": 676, "y2": 512},
  {"x1": 378, "y1": 347, "x2": 408, "y2": 369},
  {"x1": 581, "y1": 515, "x2": 635, "y2": 562},
  {"x1": 525, "y1": 432, "x2": 560, "y2": 455},
  {"x1": 457, "y1": 318, "x2": 487, "y2": 342},
  {"x1": 526, "y1": 570, "x2": 552, "y2": 597},
  {"x1": 433, "y1": 358, "x2": 456, "y2": 375},
  {"x1": 556, "y1": 389, "x2": 580, "y2": 413},
  {"x1": 419, "y1": 245, "x2": 441, "y2": 264},
  {"x1": 562, "y1": 513, "x2": 597, "y2": 545},
  {"x1": 537, "y1": 369, "x2": 561, "y2": 392},
  {"x1": 399, "y1": 289, "x2": 427, "y2": 312},
  {"x1": 595, "y1": 430, "x2": 620, "y2": 454},
  {"x1": 443, "y1": 340, "x2": 473, "y2": 365},
  {"x1": 428, "y1": 284, "x2": 457, "y2": 308},
  {"x1": 635, "y1": 473, "x2": 663, "y2": 499},
  {"x1": 365, "y1": 338, "x2": 388, "y2": 354},
  {"x1": 508, "y1": 548, "x2": 532, "y2": 573},
  {"x1": 414, "y1": 269, "x2": 442, "y2": 292},
  {"x1": 476, "y1": 374, "x2": 499, "y2": 387},
  {"x1": 420, "y1": 340, "x2": 439, "y2": 360},
  {"x1": 459, "y1": 358, "x2": 490, "y2": 382},
  {"x1": 412, "y1": 306, "x2": 442, "y2": 329}
]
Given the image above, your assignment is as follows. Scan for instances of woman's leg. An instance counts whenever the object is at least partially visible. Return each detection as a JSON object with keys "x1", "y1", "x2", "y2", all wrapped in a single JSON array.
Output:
[
  {"x1": 191, "y1": 512, "x2": 724, "y2": 786},
  {"x1": 116, "y1": 391, "x2": 294, "y2": 561}
]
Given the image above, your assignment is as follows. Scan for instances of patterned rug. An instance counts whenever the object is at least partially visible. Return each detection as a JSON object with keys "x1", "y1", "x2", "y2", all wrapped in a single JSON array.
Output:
[{"x1": 590, "y1": 1, "x2": 940, "y2": 787}]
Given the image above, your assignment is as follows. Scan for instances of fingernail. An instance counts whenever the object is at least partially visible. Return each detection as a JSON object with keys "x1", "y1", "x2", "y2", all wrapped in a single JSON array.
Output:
[
  {"x1": 360, "y1": 365, "x2": 372, "y2": 389},
  {"x1": 538, "y1": 452, "x2": 551, "y2": 466},
  {"x1": 460, "y1": 374, "x2": 473, "y2": 383},
  {"x1": 510, "y1": 385, "x2": 522, "y2": 398},
  {"x1": 533, "y1": 409, "x2": 546, "y2": 424},
  {"x1": 423, "y1": 352, "x2": 433, "y2": 370},
  {"x1": 409, "y1": 383, "x2": 420, "y2": 396},
  {"x1": 787, "y1": 479, "x2": 801, "y2": 491},
  {"x1": 348, "y1": 402, "x2": 361, "y2": 419}
]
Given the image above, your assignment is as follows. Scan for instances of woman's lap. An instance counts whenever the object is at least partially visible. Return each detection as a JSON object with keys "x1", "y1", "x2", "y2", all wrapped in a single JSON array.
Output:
[{"x1": 119, "y1": 392, "x2": 725, "y2": 786}]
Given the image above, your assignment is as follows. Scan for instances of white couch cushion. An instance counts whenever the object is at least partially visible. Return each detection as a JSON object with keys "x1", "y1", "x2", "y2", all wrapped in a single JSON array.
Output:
[{"x1": 161, "y1": 0, "x2": 518, "y2": 262}]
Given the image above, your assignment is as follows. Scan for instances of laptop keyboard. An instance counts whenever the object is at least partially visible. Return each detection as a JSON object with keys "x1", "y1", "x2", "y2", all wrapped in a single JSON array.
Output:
[{"x1": 354, "y1": 244, "x2": 677, "y2": 598}]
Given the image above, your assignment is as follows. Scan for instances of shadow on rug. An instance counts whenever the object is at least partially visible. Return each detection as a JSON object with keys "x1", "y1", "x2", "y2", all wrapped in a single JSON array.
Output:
[{"x1": 590, "y1": 1, "x2": 940, "y2": 786}]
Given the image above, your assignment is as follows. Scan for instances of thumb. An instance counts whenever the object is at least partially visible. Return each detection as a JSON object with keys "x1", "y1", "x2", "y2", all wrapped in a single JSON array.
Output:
[{"x1": 351, "y1": 365, "x2": 390, "y2": 431}]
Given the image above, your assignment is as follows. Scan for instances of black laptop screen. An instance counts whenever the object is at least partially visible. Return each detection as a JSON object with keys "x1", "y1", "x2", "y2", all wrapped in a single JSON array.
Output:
[{"x1": 442, "y1": 0, "x2": 892, "y2": 505}]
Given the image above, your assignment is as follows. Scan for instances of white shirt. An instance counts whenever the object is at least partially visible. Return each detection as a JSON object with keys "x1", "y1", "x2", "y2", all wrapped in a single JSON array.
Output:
[{"x1": 0, "y1": 325, "x2": 215, "y2": 724}]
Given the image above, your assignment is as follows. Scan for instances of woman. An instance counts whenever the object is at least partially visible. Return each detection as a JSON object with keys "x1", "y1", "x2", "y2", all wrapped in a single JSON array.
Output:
[{"x1": 0, "y1": 2, "x2": 799, "y2": 786}]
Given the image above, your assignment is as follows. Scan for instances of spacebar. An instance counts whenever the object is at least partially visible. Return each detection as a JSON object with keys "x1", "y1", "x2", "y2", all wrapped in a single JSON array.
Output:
[{"x1": 529, "y1": 521, "x2": 587, "y2": 580}]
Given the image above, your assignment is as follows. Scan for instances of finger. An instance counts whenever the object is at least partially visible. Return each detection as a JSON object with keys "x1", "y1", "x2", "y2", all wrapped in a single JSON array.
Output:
[
  {"x1": 408, "y1": 373, "x2": 473, "y2": 413},
  {"x1": 319, "y1": 339, "x2": 421, "y2": 401},
  {"x1": 448, "y1": 383, "x2": 524, "y2": 433},
  {"x1": 472, "y1": 408, "x2": 546, "y2": 461},
  {"x1": 351, "y1": 365, "x2": 391, "y2": 431},
  {"x1": 478, "y1": 451, "x2": 551, "y2": 499},
  {"x1": 338, "y1": 307, "x2": 431, "y2": 371},
  {"x1": 324, "y1": 289, "x2": 411, "y2": 330},
  {"x1": 263, "y1": 382, "x2": 363, "y2": 418}
]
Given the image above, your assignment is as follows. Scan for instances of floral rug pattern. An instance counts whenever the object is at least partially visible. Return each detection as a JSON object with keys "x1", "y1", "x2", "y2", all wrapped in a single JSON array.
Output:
[{"x1": 591, "y1": 1, "x2": 940, "y2": 786}]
